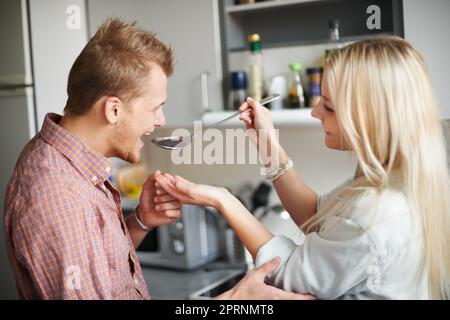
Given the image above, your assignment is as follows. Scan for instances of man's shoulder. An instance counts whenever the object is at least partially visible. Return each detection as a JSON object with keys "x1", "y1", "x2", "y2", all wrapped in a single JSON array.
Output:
[
  {"x1": 6, "y1": 135, "x2": 82, "y2": 208},
  {"x1": 13, "y1": 134, "x2": 75, "y2": 182},
  {"x1": 6, "y1": 138, "x2": 88, "y2": 228}
]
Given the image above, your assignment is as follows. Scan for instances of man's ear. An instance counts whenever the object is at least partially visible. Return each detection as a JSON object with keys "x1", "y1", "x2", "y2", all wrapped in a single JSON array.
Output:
[{"x1": 103, "y1": 96, "x2": 122, "y2": 125}]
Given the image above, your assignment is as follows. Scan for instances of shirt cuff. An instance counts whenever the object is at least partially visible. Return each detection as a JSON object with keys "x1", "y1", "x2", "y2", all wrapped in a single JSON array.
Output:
[{"x1": 255, "y1": 235, "x2": 297, "y2": 271}]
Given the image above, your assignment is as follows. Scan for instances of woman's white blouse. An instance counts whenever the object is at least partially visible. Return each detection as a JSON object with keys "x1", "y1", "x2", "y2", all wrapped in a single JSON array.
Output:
[{"x1": 255, "y1": 178, "x2": 430, "y2": 299}]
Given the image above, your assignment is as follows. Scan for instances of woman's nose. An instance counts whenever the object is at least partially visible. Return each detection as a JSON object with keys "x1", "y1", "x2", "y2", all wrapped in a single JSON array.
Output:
[{"x1": 311, "y1": 103, "x2": 322, "y2": 120}]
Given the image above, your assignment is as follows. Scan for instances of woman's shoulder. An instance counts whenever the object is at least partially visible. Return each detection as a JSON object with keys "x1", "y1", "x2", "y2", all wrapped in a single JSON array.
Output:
[{"x1": 344, "y1": 186, "x2": 421, "y2": 253}]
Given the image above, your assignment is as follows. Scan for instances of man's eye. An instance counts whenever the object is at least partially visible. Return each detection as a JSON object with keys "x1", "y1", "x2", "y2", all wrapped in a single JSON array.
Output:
[{"x1": 150, "y1": 105, "x2": 162, "y2": 112}]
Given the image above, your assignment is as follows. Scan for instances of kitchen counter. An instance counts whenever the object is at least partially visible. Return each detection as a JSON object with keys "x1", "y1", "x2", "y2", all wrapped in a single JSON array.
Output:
[{"x1": 141, "y1": 262, "x2": 247, "y2": 300}]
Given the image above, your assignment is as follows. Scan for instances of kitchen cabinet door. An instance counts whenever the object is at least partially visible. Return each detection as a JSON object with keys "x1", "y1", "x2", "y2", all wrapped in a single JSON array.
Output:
[
  {"x1": 87, "y1": 0, "x2": 224, "y2": 127},
  {"x1": 403, "y1": 0, "x2": 450, "y2": 119},
  {"x1": 28, "y1": 0, "x2": 89, "y2": 126}
]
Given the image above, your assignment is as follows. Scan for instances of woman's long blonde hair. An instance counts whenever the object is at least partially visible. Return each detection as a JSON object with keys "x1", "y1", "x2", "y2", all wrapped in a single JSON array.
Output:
[{"x1": 304, "y1": 36, "x2": 450, "y2": 299}]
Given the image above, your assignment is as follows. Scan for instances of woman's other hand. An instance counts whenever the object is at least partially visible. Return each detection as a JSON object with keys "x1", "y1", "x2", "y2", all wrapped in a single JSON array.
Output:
[
  {"x1": 239, "y1": 97, "x2": 275, "y2": 132},
  {"x1": 239, "y1": 97, "x2": 282, "y2": 167},
  {"x1": 239, "y1": 97, "x2": 276, "y2": 146}
]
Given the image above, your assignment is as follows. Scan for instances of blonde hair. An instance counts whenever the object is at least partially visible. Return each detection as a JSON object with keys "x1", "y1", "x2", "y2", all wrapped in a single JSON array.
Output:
[
  {"x1": 65, "y1": 18, "x2": 174, "y2": 115},
  {"x1": 304, "y1": 37, "x2": 450, "y2": 299}
]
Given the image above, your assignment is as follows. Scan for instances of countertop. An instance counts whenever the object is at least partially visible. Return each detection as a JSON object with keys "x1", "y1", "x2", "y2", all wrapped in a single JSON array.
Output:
[{"x1": 141, "y1": 262, "x2": 248, "y2": 300}]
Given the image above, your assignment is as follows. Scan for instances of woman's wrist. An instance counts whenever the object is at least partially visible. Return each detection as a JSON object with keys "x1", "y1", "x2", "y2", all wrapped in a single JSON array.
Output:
[
  {"x1": 215, "y1": 187, "x2": 235, "y2": 213},
  {"x1": 261, "y1": 145, "x2": 287, "y2": 169}
]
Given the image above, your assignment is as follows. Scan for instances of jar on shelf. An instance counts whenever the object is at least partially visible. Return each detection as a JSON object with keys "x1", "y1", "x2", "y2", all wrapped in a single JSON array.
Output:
[
  {"x1": 306, "y1": 67, "x2": 322, "y2": 107},
  {"x1": 229, "y1": 70, "x2": 248, "y2": 110}
]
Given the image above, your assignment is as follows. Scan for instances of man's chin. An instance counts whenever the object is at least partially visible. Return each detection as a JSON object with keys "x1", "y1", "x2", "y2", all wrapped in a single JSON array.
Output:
[
  {"x1": 117, "y1": 150, "x2": 141, "y2": 164},
  {"x1": 128, "y1": 152, "x2": 141, "y2": 164}
]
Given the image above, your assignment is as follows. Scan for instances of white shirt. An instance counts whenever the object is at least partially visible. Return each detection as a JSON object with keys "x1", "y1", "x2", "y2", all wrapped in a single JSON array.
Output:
[{"x1": 255, "y1": 176, "x2": 430, "y2": 299}]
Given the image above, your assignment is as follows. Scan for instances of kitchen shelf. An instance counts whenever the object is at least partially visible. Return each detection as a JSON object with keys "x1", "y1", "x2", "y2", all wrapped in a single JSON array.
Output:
[
  {"x1": 228, "y1": 32, "x2": 394, "y2": 52},
  {"x1": 226, "y1": 0, "x2": 322, "y2": 14},
  {"x1": 202, "y1": 108, "x2": 320, "y2": 128},
  {"x1": 221, "y1": 0, "x2": 403, "y2": 51}
]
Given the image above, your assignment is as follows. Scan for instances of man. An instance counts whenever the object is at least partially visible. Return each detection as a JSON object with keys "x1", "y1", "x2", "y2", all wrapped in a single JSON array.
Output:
[{"x1": 3, "y1": 18, "x2": 312, "y2": 300}]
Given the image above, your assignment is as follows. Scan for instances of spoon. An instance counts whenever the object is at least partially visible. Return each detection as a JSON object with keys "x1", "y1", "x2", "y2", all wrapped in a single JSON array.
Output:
[{"x1": 151, "y1": 94, "x2": 280, "y2": 150}]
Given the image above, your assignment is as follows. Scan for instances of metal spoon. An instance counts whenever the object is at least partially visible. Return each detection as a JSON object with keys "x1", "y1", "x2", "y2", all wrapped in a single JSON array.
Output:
[{"x1": 151, "y1": 94, "x2": 280, "y2": 150}]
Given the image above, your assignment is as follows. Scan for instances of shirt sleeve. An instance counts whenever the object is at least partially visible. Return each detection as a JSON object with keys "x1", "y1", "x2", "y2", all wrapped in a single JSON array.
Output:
[
  {"x1": 255, "y1": 216, "x2": 377, "y2": 299},
  {"x1": 12, "y1": 190, "x2": 113, "y2": 300},
  {"x1": 316, "y1": 177, "x2": 354, "y2": 212}
]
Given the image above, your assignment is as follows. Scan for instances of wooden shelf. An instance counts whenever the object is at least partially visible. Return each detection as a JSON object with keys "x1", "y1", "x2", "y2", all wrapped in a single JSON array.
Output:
[{"x1": 202, "y1": 108, "x2": 320, "y2": 128}]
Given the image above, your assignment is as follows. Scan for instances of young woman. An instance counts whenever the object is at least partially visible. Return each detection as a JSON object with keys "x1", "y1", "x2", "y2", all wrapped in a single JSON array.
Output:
[{"x1": 155, "y1": 37, "x2": 450, "y2": 299}]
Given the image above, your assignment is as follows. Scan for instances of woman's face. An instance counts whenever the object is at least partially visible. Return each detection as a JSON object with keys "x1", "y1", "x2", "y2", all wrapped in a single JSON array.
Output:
[{"x1": 311, "y1": 73, "x2": 347, "y2": 150}]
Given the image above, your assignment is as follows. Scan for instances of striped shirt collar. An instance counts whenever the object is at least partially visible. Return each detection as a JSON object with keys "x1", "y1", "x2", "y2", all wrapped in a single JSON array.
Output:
[{"x1": 40, "y1": 113, "x2": 112, "y2": 186}]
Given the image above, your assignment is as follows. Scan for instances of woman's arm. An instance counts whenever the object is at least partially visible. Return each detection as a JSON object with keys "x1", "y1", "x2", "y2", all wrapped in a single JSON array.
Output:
[
  {"x1": 239, "y1": 97, "x2": 318, "y2": 227},
  {"x1": 155, "y1": 174, "x2": 273, "y2": 258},
  {"x1": 217, "y1": 189, "x2": 273, "y2": 259},
  {"x1": 271, "y1": 147, "x2": 318, "y2": 227}
]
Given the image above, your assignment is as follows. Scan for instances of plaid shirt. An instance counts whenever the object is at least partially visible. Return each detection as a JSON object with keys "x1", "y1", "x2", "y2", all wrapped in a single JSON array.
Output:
[{"x1": 3, "y1": 113, "x2": 151, "y2": 300}]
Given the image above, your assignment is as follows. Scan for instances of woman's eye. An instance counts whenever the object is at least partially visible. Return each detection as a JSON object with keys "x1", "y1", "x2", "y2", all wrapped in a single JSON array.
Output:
[{"x1": 324, "y1": 105, "x2": 335, "y2": 113}]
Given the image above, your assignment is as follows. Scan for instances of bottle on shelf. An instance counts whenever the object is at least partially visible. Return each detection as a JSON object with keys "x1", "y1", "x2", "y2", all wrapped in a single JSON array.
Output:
[
  {"x1": 288, "y1": 63, "x2": 306, "y2": 109},
  {"x1": 306, "y1": 67, "x2": 322, "y2": 108},
  {"x1": 248, "y1": 33, "x2": 265, "y2": 102},
  {"x1": 229, "y1": 70, "x2": 248, "y2": 110},
  {"x1": 323, "y1": 19, "x2": 343, "y2": 67}
]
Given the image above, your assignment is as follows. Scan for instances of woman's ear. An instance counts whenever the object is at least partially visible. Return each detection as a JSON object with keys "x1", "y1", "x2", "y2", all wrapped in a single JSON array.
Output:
[{"x1": 104, "y1": 96, "x2": 122, "y2": 125}]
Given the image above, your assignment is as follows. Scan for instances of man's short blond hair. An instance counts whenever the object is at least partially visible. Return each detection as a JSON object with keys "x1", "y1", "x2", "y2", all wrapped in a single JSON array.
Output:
[{"x1": 64, "y1": 18, "x2": 174, "y2": 115}]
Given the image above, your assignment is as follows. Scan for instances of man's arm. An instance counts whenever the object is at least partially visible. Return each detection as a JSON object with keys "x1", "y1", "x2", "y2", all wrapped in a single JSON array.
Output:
[
  {"x1": 13, "y1": 192, "x2": 113, "y2": 299},
  {"x1": 125, "y1": 207, "x2": 151, "y2": 249}
]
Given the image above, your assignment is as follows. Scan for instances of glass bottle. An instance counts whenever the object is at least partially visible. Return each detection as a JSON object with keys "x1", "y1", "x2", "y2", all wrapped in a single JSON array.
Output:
[
  {"x1": 323, "y1": 19, "x2": 343, "y2": 67},
  {"x1": 229, "y1": 70, "x2": 248, "y2": 110},
  {"x1": 288, "y1": 63, "x2": 306, "y2": 109},
  {"x1": 248, "y1": 33, "x2": 265, "y2": 101}
]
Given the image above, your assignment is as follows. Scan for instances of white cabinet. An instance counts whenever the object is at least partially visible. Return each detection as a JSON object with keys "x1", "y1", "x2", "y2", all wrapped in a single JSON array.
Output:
[
  {"x1": 28, "y1": 0, "x2": 89, "y2": 126},
  {"x1": 403, "y1": 0, "x2": 450, "y2": 119},
  {"x1": 1, "y1": 1, "x2": 89, "y2": 298},
  {"x1": 87, "y1": 0, "x2": 224, "y2": 128}
]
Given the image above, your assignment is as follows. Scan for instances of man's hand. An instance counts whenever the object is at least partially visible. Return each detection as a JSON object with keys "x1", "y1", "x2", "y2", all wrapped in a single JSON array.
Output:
[
  {"x1": 138, "y1": 170, "x2": 182, "y2": 228},
  {"x1": 216, "y1": 257, "x2": 315, "y2": 300}
]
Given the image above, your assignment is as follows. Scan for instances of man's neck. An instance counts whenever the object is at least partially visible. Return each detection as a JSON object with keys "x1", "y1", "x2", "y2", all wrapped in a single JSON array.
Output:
[{"x1": 59, "y1": 114, "x2": 110, "y2": 157}]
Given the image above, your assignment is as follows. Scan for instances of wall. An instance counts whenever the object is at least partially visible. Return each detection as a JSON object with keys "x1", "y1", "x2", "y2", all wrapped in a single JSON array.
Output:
[{"x1": 403, "y1": 0, "x2": 450, "y2": 119}]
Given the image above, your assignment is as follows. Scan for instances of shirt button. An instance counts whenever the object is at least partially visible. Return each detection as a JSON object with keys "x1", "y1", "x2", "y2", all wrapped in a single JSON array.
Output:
[{"x1": 134, "y1": 277, "x2": 139, "y2": 285}]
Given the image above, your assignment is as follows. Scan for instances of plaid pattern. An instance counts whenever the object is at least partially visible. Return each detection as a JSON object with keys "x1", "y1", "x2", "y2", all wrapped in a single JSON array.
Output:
[{"x1": 3, "y1": 113, "x2": 150, "y2": 300}]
